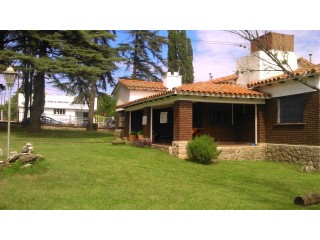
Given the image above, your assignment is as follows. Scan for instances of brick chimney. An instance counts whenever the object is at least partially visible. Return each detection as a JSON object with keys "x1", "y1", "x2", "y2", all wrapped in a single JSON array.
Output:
[{"x1": 251, "y1": 32, "x2": 294, "y2": 53}]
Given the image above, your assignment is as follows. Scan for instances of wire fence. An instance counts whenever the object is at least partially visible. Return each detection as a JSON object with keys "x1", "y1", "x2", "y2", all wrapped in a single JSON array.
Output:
[{"x1": 0, "y1": 110, "x2": 115, "y2": 128}]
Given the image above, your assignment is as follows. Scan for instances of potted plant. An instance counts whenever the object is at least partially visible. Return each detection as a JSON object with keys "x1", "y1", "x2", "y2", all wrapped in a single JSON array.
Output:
[
  {"x1": 137, "y1": 129, "x2": 143, "y2": 140},
  {"x1": 129, "y1": 130, "x2": 137, "y2": 142}
]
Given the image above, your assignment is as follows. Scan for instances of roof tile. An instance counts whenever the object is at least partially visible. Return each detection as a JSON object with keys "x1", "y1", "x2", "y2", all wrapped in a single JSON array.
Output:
[
  {"x1": 119, "y1": 79, "x2": 167, "y2": 91},
  {"x1": 211, "y1": 74, "x2": 239, "y2": 84},
  {"x1": 176, "y1": 82, "x2": 268, "y2": 97}
]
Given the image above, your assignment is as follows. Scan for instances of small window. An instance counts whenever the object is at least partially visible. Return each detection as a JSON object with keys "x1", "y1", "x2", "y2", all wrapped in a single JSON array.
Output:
[
  {"x1": 279, "y1": 94, "x2": 305, "y2": 123},
  {"x1": 54, "y1": 109, "x2": 66, "y2": 115}
]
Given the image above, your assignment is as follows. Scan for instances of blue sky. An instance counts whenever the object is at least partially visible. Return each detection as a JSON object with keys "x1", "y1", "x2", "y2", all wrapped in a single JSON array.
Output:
[{"x1": 110, "y1": 30, "x2": 320, "y2": 91}]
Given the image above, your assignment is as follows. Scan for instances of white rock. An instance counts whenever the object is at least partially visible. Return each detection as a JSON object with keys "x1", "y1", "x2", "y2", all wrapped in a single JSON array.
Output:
[{"x1": 21, "y1": 164, "x2": 32, "y2": 168}]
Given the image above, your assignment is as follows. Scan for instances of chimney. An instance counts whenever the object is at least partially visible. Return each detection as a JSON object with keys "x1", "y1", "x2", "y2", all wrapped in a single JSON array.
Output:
[
  {"x1": 251, "y1": 32, "x2": 294, "y2": 53},
  {"x1": 163, "y1": 72, "x2": 182, "y2": 90}
]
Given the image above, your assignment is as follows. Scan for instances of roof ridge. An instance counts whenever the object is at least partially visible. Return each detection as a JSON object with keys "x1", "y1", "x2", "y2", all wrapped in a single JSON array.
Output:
[{"x1": 297, "y1": 57, "x2": 315, "y2": 67}]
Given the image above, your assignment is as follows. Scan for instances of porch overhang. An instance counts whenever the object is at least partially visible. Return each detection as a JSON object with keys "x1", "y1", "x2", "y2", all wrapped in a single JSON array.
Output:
[{"x1": 122, "y1": 93, "x2": 267, "y2": 112}]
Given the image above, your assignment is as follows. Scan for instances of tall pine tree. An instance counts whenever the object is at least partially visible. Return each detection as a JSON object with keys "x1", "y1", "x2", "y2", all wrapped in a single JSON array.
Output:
[
  {"x1": 119, "y1": 30, "x2": 167, "y2": 81},
  {"x1": 167, "y1": 30, "x2": 194, "y2": 84}
]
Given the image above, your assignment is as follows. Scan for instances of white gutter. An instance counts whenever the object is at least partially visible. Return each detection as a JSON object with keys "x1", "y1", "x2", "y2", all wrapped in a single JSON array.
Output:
[
  {"x1": 129, "y1": 111, "x2": 132, "y2": 134},
  {"x1": 150, "y1": 107, "x2": 153, "y2": 142},
  {"x1": 255, "y1": 104, "x2": 257, "y2": 145}
]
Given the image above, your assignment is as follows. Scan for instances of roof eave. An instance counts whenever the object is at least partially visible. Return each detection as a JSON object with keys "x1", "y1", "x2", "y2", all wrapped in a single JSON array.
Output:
[{"x1": 117, "y1": 91, "x2": 269, "y2": 111}]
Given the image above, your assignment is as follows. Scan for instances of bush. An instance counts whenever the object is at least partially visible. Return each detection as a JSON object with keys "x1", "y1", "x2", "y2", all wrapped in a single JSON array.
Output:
[
  {"x1": 186, "y1": 135, "x2": 220, "y2": 165},
  {"x1": 129, "y1": 130, "x2": 137, "y2": 135}
]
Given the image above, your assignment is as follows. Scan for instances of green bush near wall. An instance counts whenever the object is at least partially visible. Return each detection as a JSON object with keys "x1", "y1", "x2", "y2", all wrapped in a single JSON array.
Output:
[{"x1": 186, "y1": 135, "x2": 221, "y2": 165}]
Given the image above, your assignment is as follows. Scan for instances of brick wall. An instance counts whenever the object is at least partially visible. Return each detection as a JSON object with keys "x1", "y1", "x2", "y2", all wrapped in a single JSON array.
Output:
[
  {"x1": 304, "y1": 91, "x2": 320, "y2": 145},
  {"x1": 263, "y1": 92, "x2": 320, "y2": 146},
  {"x1": 173, "y1": 101, "x2": 193, "y2": 141}
]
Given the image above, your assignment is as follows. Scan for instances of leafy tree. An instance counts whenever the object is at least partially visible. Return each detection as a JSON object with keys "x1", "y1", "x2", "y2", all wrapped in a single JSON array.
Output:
[
  {"x1": 97, "y1": 93, "x2": 115, "y2": 117},
  {"x1": 168, "y1": 30, "x2": 194, "y2": 84},
  {"x1": 0, "y1": 30, "x2": 120, "y2": 132},
  {"x1": 119, "y1": 30, "x2": 167, "y2": 81},
  {"x1": 0, "y1": 91, "x2": 19, "y2": 121},
  {"x1": 50, "y1": 30, "x2": 120, "y2": 130}
]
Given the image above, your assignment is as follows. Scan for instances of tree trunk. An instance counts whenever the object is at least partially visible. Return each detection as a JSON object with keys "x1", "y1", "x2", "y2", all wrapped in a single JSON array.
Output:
[
  {"x1": 22, "y1": 69, "x2": 32, "y2": 127},
  {"x1": 29, "y1": 72, "x2": 45, "y2": 133},
  {"x1": 86, "y1": 80, "x2": 96, "y2": 131},
  {"x1": 29, "y1": 40, "x2": 47, "y2": 133},
  {"x1": 132, "y1": 33, "x2": 139, "y2": 79}
]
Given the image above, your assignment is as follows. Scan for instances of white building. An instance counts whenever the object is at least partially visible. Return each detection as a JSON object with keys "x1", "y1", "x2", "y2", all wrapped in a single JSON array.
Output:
[{"x1": 18, "y1": 93, "x2": 97, "y2": 125}]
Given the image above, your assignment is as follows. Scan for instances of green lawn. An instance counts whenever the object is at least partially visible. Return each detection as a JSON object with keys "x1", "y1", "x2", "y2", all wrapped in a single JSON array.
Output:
[{"x1": 0, "y1": 127, "x2": 320, "y2": 210}]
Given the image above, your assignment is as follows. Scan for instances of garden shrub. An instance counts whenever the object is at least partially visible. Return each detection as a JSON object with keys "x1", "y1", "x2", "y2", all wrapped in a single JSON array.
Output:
[{"x1": 186, "y1": 135, "x2": 220, "y2": 164}]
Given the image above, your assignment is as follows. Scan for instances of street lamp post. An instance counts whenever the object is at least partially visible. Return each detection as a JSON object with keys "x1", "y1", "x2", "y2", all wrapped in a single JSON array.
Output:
[{"x1": 3, "y1": 66, "x2": 17, "y2": 158}]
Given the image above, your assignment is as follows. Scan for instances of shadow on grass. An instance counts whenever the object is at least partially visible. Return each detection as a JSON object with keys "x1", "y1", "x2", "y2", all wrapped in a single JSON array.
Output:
[{"x1": 0, "y1": 127, "x2": 114, "y2": 142}]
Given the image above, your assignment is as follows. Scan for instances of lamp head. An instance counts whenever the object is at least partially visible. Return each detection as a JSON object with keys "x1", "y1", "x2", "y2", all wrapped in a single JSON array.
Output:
[{"x1": 3, "y1": 66, "x2": 17, "y2": 87}]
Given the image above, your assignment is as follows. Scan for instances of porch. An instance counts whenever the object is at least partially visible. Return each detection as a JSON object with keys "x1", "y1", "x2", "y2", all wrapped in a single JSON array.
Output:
[{"x1": 126, "y1": 101, "x2": 258, "y2": 146}]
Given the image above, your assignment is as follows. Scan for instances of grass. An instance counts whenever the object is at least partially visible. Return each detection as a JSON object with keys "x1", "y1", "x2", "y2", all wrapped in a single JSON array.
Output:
[{"x1": 0, "y1": 127, "x2": 320, "y2": 210}]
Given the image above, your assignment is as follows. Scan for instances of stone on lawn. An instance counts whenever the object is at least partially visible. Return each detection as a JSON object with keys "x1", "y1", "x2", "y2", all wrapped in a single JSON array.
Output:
[
  {"x1": 21, "y1": 163, "x2": 32, "y2": 169},
  {"x1": 18, "y1": 154, "x2": 37, "y2": 163},
  {"x1": 7, "y1": 153, "x2": 20, "y2": 163},
  {"x1": 302, "y1": 165, "x2": 316, "y2": 173},
  {"x1": 21, "y1": 147, "x2": 29, "y2": 153}
]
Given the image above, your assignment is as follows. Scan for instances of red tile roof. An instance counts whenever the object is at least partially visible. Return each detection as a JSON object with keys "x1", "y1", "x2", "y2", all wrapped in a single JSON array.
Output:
[
  {"x1": 117, "y1": 81, "x2": 269, "y2": 108},
  {"x1": 247, "y1": 64, "x2": 320, "y2": 88},
  {"x1": 297, "y1": 57, "x2": 315, "y2": 68},
  {"x1": 118, "y1": 79, "x2": 167, "y2": 91},
  {"x1": 176, "y1": 82, "x2": 268, "y2": 97},
  {"x1": 116, "y1": 90, "x2": 175, "y2": 108},
  {"x1": 211, "y1": 74, "x2": 239, "y2": 84}
]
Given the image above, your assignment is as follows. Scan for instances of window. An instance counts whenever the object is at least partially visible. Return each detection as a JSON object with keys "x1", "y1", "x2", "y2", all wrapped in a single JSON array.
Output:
[
  {"x1": 54, "y1": 109, "x2": 66, "y2": 115},
  {"x1": 209, "y1": 110, "x2": 229, "y2": 125},
  {"x1": 279, "y1": 94, "x2": 305, "y2": 123}
]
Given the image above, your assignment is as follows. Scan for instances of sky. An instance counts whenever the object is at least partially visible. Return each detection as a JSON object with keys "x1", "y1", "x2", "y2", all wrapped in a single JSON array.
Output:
[
  {"x1": 1, "y1": 30, "x2": 319, "y2": 97},
  {"x1": 94, "y1": 30, "x2": 320, "y2": 94}
]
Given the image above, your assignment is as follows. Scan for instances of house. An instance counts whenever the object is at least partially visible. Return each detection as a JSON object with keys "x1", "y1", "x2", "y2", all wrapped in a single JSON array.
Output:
[
  {"x1": 112, "y1": 32, "x2": 320, "y2": 169},
  {"x1": 18, "y1": 93, "x2": 97, "y2": 125}
]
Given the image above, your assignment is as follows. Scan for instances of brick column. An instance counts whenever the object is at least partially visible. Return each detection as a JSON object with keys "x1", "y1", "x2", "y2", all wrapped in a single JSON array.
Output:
[
  {"x1": 115, "y1": 112, "x2": 120, "y2": 129},
  {"x1": 142, "y1": 107, "x2": 151, "y2": 138},
  {"x1": 124, "y1": 111, "x2": 130, "y2": 137},
  {"x1": 257, "y1": 104, "x2": 266, "y2": 143},
  {"x1": 173, "y1": 101, "x2": 193, "y2": 141}
]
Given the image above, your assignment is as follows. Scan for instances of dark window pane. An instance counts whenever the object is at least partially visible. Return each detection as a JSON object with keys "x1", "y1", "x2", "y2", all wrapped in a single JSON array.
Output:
[{"x1": 280, "y1": 94, "x2": 304, "y2": 123}]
